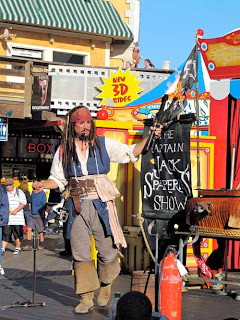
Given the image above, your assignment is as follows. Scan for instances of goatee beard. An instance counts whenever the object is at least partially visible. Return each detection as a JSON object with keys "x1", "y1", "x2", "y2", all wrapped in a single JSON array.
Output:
[{"x1": 79, "y1": 133, "x2": 89, "y2": 141}]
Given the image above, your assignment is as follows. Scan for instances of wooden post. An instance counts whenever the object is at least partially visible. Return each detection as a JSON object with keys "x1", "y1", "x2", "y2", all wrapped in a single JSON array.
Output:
[{"x1": 24, "y1": 61, "x2": 33, "y2": 118}]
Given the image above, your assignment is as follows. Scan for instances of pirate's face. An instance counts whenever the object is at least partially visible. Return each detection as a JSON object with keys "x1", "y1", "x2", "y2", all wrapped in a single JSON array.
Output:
[{"x1": 74, "y1": 120, "x2": 91, "y2": 139}]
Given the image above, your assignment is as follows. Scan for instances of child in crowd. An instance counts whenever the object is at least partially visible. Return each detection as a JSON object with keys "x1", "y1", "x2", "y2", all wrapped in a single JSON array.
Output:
[{"x1": 22, "y1": 186, "x2": 46, "y2": 251}]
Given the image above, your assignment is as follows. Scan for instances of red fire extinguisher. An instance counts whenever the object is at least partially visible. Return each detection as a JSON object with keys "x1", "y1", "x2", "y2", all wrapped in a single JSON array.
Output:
[{"x1": 159, "y1": 252, "x2": 182, "y2": 320}]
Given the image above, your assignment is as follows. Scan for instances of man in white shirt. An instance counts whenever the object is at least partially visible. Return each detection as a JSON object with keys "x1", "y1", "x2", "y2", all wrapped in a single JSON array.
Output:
[{"x1": 1, "y1": 178, "x2": 26, "y2": 255}]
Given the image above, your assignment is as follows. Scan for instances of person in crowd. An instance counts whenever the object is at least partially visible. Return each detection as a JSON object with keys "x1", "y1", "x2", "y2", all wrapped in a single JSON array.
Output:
[
  {"x1": 0, "y1": 184, "x2": 9, "y2": 275},
  {"x1": 116, "y1": 291, "x2": 152, "y2": 320},
  {"x1": 19, "y1": 180, "x2": 31, "y2": 227},
  {"x1": 132, "y1": 47, "x2": 142, "y2": 68},
  {"x1": 144, "y1": 59, "x2": 155, "y2": 69},
  {"x1": 1, "y1": 178, "x2": 26, "y2": 255},
  {"x1": 125, "y1": 61, "x2": 133, "y2": 69},
  {"x1": 115, "y1": 291, "x2": 169, "y2": 320},
  {"x1": 32, "y1": 106, "x2": 162, "y2": 314},
  {"x1": 22, "y1": 185, "x2": 46, "y2": 251}
]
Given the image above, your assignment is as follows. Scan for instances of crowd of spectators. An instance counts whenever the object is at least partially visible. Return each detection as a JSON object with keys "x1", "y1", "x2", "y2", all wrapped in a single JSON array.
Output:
[{"x1": 0, "y1": 177, "x2": 47, "y2": 260}]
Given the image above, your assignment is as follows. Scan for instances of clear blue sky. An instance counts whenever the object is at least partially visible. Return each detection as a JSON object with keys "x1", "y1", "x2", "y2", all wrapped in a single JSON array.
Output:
[{"x1": 138, "y1": 0, "x2": 240, "y2": 70}]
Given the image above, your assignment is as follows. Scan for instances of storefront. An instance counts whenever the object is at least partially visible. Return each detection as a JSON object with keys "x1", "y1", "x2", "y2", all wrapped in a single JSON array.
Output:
[{"x1": 0, "y1": 119, "x2": 61, "y2": 180}]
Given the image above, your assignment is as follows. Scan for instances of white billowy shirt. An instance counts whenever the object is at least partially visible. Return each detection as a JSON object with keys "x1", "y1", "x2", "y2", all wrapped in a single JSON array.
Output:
[
  {"x1": 49, "y1": 137, "x2": 139, "y2": 192},
  {"x1": 8, "y1": 188, "x2": 27, "y2": 225}
]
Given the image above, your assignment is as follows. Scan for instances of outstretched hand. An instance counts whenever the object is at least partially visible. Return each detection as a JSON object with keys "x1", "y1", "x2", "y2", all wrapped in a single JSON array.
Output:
[
  {"x1": 133, "y1": 124, "x2": 163, "y2": 157},
  {"x1": 32, "y1": 181, "x2": 44, "y2": 193},
  {"x1": 149, "y1": 124, "x2": 163, "y2": 138}
]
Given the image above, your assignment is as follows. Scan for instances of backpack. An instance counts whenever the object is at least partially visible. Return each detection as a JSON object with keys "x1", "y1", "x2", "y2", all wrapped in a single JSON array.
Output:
[
  {"x1": 15, "y1": 187, "x2": 20, "y2": 198},
  {"x1": 0, "y1": 186, "x2": 9, "y2": 226}
]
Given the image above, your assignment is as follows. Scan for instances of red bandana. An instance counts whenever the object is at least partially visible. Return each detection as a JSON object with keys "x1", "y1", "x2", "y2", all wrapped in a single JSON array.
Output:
[{"x1": 70, "y1": 107, "x2": 92, "y2": 123}]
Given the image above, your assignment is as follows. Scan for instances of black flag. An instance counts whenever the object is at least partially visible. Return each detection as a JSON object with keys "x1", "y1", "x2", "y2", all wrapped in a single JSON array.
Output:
[{"x1": 180, "y1": 44, "x2": 198, "y2": 93}]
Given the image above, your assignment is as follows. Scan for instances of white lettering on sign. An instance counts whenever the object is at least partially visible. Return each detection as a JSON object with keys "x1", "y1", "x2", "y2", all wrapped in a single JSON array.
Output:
[{"x1": 143, "y1": 126, "x2": 191, "y2": 212}]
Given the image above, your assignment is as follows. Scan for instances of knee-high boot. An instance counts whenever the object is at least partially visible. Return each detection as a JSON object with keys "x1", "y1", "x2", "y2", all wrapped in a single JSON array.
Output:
[
  {"x1": 74, "y1": 260, "x2": 100, "y2": 313},
  {"x1": 97, "y1": 254, "x2": 121, "y2": 306}
]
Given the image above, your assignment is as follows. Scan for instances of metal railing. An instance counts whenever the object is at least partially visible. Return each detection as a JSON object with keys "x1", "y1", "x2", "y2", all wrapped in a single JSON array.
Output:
[{"x1": 0, "y1": 55, "x2": 173, "y2": 119}]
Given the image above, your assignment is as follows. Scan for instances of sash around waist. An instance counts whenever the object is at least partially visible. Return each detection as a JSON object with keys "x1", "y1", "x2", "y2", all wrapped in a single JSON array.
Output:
[{"x1": 68, "y1": 174, "x2": 120, "y2": 202}]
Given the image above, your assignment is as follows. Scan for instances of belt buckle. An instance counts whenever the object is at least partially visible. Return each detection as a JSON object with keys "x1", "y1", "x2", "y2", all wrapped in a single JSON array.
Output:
[
  {"x1": 76, "y1": 180, "x2": 88, "y2": 199},
  {"x1": 85, "y1": 179, "x2": 95, "y2": 192}
]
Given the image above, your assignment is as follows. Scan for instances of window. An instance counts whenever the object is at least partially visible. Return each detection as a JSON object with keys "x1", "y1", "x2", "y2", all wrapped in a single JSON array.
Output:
[
  {"x1": 53, "y1": 52, "x2": 84, "y2": 65},
  {"x1": 10, "y1": 47, "x2": 43, "y2": 71}
]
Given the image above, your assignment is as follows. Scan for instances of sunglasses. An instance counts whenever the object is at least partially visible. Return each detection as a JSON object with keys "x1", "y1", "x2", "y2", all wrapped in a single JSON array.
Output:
[{"x1": 5, "y1": 184, "x2": 13, "y2": 186}]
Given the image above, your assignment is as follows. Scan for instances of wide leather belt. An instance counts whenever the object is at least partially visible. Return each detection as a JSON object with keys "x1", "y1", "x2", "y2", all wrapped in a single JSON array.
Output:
[
  {"x1": 70, "y1": 177, "x2": 97, "y2": 198},
  {"x1": 68, "y1": 177, "x2": 98, "y2": 215}
]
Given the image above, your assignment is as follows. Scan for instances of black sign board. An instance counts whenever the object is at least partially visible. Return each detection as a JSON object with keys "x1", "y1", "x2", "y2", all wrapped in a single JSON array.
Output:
[{"x1": 141, "y1": 114, "x2": 195, "y2": 220}]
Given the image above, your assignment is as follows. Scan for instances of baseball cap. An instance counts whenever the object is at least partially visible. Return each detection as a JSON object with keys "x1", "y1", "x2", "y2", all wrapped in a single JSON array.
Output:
[{"x1": 5, "y1": 178, "x2": 14, "y2": 186}]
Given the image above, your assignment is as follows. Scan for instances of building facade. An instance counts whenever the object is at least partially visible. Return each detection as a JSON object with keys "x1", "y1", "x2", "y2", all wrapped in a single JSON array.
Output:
[{"x1": 0, "y1": 0, "x2": 172, "y2": 180}]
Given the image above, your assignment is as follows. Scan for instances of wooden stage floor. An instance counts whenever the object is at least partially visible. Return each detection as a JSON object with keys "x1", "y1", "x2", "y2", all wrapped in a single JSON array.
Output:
[{"x1": 0, "y1": 233, "x2": 240, "y2": 320}]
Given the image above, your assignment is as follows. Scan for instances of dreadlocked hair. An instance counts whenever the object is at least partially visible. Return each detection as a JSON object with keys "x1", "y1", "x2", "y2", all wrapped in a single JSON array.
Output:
[
  {"x1": 88, "y1": 120, "x2": 103, "y2": 162},
  {"x1": 61, "y1": 106, "x2": 104, "y2": 176}
]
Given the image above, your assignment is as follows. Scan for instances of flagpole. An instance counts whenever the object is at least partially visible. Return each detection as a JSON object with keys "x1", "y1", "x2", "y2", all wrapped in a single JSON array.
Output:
[{"x1": 195, "y1": 29, "x2": 204, "y2": 190}]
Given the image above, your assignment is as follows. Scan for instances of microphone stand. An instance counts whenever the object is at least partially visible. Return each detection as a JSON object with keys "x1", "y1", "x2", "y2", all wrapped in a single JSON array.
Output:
[
  {"x1": 0, "y1": 230, "x2": 45, "y2": 310},
  {"x1": 32, "y1": 230, "x2": 38, "y2": 303},
  {"x1": 144, "y1": 220, "x2": 160, "y2": 312}
]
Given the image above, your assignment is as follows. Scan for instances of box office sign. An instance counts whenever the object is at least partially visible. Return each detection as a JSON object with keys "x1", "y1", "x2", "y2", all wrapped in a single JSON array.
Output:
[
  {"x1": 27, "y1": 142, "x2": 54, "y2": 154},
  {"x1": 1, "y1": 136, "x2": 60, "y2": 160}
]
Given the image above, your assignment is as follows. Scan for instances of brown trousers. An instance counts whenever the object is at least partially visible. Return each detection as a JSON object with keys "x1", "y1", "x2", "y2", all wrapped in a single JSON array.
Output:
[{"x1": 70, "y1": 200, "x2": 118, "y2": 262}]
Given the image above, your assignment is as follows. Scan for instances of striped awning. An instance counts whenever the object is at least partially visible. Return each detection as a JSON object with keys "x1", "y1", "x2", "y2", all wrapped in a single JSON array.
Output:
[{"x1": 0, "y1": 0, "x2": 133, "y2": 40}]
